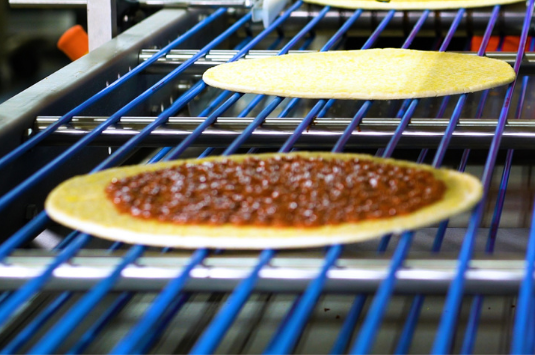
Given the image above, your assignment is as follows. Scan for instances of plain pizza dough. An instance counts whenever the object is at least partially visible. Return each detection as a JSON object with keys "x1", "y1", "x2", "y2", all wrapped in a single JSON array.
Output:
[
  {"x1": 202, "y1": 49, "x2": 516, "y2": 100},
  {"x1": 302, "y1": 0, "x2": 524, "y2": 10},
  {"x1": 45, "y1": 152, "x2": 483, "y2": 250}
]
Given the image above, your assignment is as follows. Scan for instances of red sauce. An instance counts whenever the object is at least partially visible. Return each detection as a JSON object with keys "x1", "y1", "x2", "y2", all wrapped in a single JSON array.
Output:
[{"x1": 105, "y1": 155, "x2": 446, "y2": 227}]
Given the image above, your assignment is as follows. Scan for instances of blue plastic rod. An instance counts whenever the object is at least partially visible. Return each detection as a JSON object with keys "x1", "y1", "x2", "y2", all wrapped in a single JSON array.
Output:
[
  {"x1": 0, "y1": 292, "x2": 10, "y2": 305},
  {"x1": 168, "y1": 11, "x2": 339, "y2": 354},
  {"x1": 0, "y1": 8, "x2": 227, "y2": 171},
  {"x1": 278, "y1": 97, "x2": 302, "y2": 118},
  {"x1": 166, "y1": 3, "x2": 324, "y2": 161},
  {"x1": 381, "y1": 99, "x2": 419, "y2": 157},
  {"x1": 283, "y1": 7, "x2": 394, "y2": 120},
  {"x1": 485, "y1": 59, "x2": 535, "y2": 253},
  {"x1": 263, "y1": 295, "x2": 303, "y2": 352},
  {"x1": 257, "y1": 12, "x2": 400, "y2": 353},
  {"x1": 396, "y1": 85, "x2": 495, "y2": 355},
  {"x1": 330, "y1": 295, "x2": 367, "y2": 354},
  {"x1": 0, "y1": 212, "x2": 50, "y2": 261},
  {"x1": 286, "y1": 9, "x2": 395, "y2": 120},
  {"x1": 223, "y1": 8, "x2": 364, "y2": 155},
  {"x1": 5, "y1": 227, "x2": 127, "y2": 353},
  {"x1": 240, "y1": 94, "x2": 270, "y2": 117},
  {"x1": 279, "y1": 8, "x2": 395, "y2": 143},
  {"x1": 66, "y1": 292, "x2": 133, "y2": 354},
  {"x1": 190, "y1": 249, "x2": 275, "y2": 354},
  {"x1": 28, "y1": 245, "x2": 145, "y2": 354},
  {"x1": 154, "y1": 10, "x2": 360, "y2": 355},
  {"x1": 49, "y1": 96, "x2": 223, "y2": 353},
  {"x1": 331, "y1": 102, "x2": 373, "y2": 153},
  {"x1": 197, "y1": 36, "x2": 268, "y2": 118},
  {"x1": 1, "y1": 292, "x2": 72, "y2": 354},
  {"x1": 0, "y1": 11, "x2": 253, "y2": 216},
  {"x1": 197, "y1": 35, "x2": 253, "y2": 117},
  {"x1": 432, "y1": 1, "x2": 534, "y2": 352},
  {"x1": 322, "y1": 11, "x2": 432, "y2": 355},
  {"x1": 460, "y1": 295, "x2": 484, "y2": 354},
  {"x1": 393, "y1": 294, "x2": 425, "y2": 354},
  {"x1": 264, "y1": 245, "x2": 343, "y2": 354},
  {"x1": 343, "y1": 8, "x2": 469, "y2": 352},
  {"x1": 332, "y1": 10, "x2": 429, "y2": 156},
  {"x1": 110, "y1": 248, "x2": 208, "y2": 354},
  {"x1": 527, "y1": 296, "x2": 535, "y2": 354},
  {"x1": 0, "y1": 10, "x2": 256, "y2": 260},
  {"x1": 461, "y1": 34, "x2": 535, "y2": 355},
  {"x1": 241, "y1": 24, "x2": 320, "y2": 118},
  {"x1": 63, "y1": 10, "x2": 306, "y2": 352},
  {"x1": 512, "y1": 199, "x2": 535, "y2": 353},
  {"x1": 435, "y1": 96, "x2": 452, "y2": 120},
  {"x1": 279, "y1": 100, "x2": 328, "y2": 151},
  {"x1": 0, "y1": 233, "x2": 90, "y2": 330},
  {"x1": 392, "y1": 7, "x2": 501, "y2": 353},
  {"x1": 351, "y1": 232, "x2": 414, "y2": 354},
  {"x1": 454, "y1": 34, "x2": 508, "y2": 181},
  {"x1": 134, "y1": 294, "x2": 191, "y2": 354}
]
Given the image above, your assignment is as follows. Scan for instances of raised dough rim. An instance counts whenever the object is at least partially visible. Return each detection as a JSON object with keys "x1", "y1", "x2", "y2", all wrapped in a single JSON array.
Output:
[
  {"x1": 202, "y1": 49, "x2": 516, "y2": 100},
  {"x1": 45, "y1": 152, "x2": 483, "y2": 250}
]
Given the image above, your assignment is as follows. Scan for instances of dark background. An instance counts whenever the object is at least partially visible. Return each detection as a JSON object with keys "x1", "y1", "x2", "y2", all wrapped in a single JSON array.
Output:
[{"x1": 0, "y1": 2, "x2": 149, "y2": 105}]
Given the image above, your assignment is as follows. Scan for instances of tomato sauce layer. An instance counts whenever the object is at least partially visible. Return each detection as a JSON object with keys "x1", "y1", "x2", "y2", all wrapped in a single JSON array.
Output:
[{"x1": 105, "y1": 156, "x2": 446, "y2": 227}]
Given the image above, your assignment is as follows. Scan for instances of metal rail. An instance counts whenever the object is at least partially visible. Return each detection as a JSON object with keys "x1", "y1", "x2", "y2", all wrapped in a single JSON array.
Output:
[
  {"x1": 0, "y1": 252, "x2": 532, "y2": 294},
  {"x1": 33, "y1": 117, "x2": 535, "y2": 150},
  {"x1": 138, "y1": 49, "x2": 535, "y2": 75}
]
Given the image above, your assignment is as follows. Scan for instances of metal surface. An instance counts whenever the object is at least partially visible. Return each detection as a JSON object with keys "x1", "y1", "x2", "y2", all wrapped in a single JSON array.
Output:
[
  {"x1": 87, "y1": 0, "x2": 117, "y2": 51},
  {"x1": 0, "y1": 241, "x2": 532, "y2": 294},
  {"x1": 33, "y1": 117, "x2": 535, "y2": 149}
]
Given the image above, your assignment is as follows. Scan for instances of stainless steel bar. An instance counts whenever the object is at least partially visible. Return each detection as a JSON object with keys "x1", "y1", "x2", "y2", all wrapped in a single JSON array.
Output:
[
  {"x1": 138, "y1": 49, "x2": 535, "y2": 75},
  {"x1": 0, "y1": 251, "x2": 530, "y2": 294},
  {"x1": 34, "y1": 117, "x2": 535, "y2": 149}
]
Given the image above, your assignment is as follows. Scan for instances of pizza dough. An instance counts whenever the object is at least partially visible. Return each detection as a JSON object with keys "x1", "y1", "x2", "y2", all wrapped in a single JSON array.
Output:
[
  {"x1": 302, "y1": 0, "x2": 523, "y2": 10},
  {"x1": 45, "y1": 152, "x2": 482, "y2": 250},
  {"x1": 202, "y1": 49, "x2": 516, "y2": 100}
]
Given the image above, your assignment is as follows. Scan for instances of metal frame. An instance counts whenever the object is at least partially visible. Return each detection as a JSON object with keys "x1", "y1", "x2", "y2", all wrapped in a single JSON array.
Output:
[{"x1": 0, "y1": 252, "x2": 532, "y2": 294}]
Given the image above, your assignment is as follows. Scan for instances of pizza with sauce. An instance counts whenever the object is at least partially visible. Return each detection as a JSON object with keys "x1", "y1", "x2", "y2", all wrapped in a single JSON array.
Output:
[{"x1": 45, "y1": 152, "x2": 482, "y2": 249}]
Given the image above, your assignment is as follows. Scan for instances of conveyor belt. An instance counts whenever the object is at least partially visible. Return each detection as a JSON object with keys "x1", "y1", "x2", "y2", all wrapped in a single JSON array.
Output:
[{"x1": 0, "y1": 1, "x2": 534, "y2": 353}]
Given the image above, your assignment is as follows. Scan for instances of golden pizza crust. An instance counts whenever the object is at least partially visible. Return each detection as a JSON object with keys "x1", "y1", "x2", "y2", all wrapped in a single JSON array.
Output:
[
  {"x1": 302, "y1": 0, "x2": 523, "y2": 10},
  {"x1": 202, "y1": 49, "x2": 516, "y2": 100},
  {"x1": 45, "y1": 152, "x2": 483, "y2": 250}
]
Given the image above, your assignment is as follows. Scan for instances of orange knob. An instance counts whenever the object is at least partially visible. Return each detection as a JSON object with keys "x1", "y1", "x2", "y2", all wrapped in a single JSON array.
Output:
[
  {"x1": 471, "y1": 35, "x2": 532, "y2": 52},
  {"x1": 57, "y1": 25, "x2": 89, "y2": 61}
]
